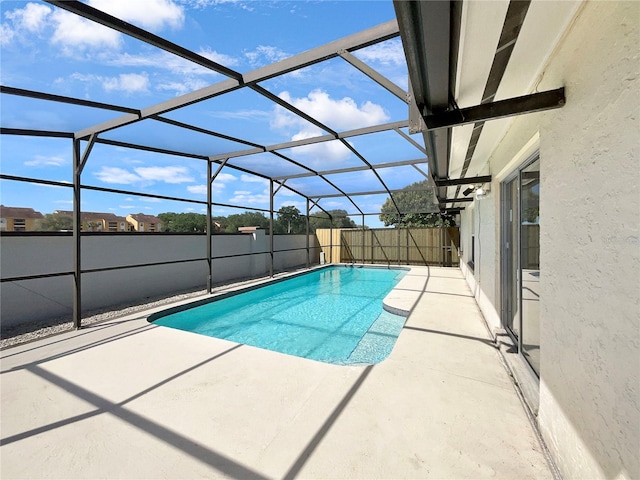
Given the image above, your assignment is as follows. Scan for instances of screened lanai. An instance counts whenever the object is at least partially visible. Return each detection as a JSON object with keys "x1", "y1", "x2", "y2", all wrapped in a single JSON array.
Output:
[{"x1": 1, "y1": 0, "x2": 566, "y2": 329}]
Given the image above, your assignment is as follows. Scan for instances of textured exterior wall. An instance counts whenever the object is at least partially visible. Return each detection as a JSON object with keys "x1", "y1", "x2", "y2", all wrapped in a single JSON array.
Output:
[
  {"x1": 459, "y1": 198, "x2": 502, "y2": 333},
  {"x1": 535, "y1": 2, "x2": 639, "y2": 478},
  {"x1": 0, "y1": 232, "x2": 318, "y2": 328},
  {"x1": 459, "y1": 2, "x2": 639, "y2": 478}
]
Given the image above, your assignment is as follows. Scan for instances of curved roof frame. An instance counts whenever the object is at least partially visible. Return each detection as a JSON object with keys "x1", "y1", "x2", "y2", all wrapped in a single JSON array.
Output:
[{"x1": 23, "y1": 0, "x2": 434, "y2": 219}]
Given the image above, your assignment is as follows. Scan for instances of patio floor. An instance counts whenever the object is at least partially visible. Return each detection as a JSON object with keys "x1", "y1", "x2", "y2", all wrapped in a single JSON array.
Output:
[{"x1": 1, "y1": 266, "x2": 554, "y2": 479}]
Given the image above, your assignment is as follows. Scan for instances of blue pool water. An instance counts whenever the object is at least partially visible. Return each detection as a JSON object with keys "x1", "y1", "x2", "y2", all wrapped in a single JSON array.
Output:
[{"x1": 150, "y1": 266, "x2": 408, "y2": 365}]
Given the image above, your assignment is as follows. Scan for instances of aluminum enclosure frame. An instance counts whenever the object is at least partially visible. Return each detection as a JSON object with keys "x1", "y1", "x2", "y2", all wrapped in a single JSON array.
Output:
[{"x1": 1, "y1": 0, "x2": 567, "y2": 329}]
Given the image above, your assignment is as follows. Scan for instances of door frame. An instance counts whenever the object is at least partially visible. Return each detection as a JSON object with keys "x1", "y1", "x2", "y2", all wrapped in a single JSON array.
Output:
[{"x1": 500, "y1": 151, "x2": 540, "y2": 377}]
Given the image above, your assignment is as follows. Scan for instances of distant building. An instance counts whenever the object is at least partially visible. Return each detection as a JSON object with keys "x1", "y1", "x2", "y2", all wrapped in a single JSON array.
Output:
[
  {"x1": 0, "y1": 205, "x2": 44, "y2": 231},
  {"x1": 54, "y1": 210, "x2": 128, "y2": 232},
  {"x1": 126, "y1": 213, "x2": 163, "y2": 232},
  {"x1": 237, "y1": 226, "x2": 262, "y2": 234}
]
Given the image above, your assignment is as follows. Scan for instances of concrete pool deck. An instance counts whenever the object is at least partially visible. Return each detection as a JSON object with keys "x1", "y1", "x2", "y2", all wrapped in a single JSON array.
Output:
[{"x1": 1, "y1": 266, "x2": 555, "y2": 479}]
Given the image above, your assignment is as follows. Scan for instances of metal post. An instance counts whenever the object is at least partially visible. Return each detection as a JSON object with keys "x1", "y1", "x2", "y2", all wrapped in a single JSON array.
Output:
[
  {"x1": 206, "y1": 160, "x2": 212, "y2": 293},
  {"x1": 72, "y1": 139, "x2": 82, "y2": 329},
  {"x1": 361, "y1": 214, "x2": 365, "y2": 264},
  {"x1": 71, "y1": 134, "x2": 97, "y2": 329},
  {"x1": 207, "y1": 158, "x2": 228, "y2": 291},
  {"x1": 306, "y1": 198, "x2": 310, "y2": 268},
  {"x1": 269, "y1": 180, "x2": 274, "y2": 277}
]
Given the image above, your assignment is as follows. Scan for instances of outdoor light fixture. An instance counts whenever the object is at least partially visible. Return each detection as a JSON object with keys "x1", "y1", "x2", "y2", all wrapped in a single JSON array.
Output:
[
  {"x1": 463, "y1": 186, "x2": 474, "y2": 196},
  {"x1": 475, "y1": 186, "x2": 489, "y2": 200}
]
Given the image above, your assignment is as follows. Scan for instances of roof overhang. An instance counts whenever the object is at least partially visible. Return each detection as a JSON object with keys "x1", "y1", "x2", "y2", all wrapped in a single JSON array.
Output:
[{"x1": 395, "y1": 0, "x2": 579, "y2": 210}]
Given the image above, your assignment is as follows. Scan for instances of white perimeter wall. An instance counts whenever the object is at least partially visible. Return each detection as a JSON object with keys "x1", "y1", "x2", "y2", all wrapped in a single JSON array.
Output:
[
  {"x1": 458, "y1": 2, "x2": 639, "y2": 479},
  {"x1": 0, "y1": 232, "x2": 320, "y2": 328}
]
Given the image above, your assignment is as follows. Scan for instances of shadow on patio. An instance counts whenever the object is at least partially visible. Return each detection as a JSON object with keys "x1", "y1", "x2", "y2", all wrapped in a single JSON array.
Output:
[{"x1": 1, "y1": 266, "x2": 554, "y2": 479}]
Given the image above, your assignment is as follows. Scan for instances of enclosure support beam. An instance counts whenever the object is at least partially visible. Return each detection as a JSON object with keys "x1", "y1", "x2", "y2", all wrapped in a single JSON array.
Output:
[
  {"x1": 422, "y1": 88, "x2": 566, "y2": 130},
  {"x1": 207, "y1": 158, "x2": 229, "y2": 292},
  {"x1": 206, "y1": 160, "x2": 213, "y2": 293},
  {"x1": 338, "y1": 50, "x2": 408, "y2": 102},
  {"x1": 72, "y1": 139, "x2": 82, "y2": 329},
  {"x1": 434, "y1": 175, "x2": 492, "y2": 187},
  {"x1": 269, "y1": 180, "x2": 274, "y2": 277}
]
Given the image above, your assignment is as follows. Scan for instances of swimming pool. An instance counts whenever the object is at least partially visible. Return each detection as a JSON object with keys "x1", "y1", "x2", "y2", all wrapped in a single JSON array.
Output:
[{"x1": 149, "y1": 266, "x2": 408, "y2": 365}]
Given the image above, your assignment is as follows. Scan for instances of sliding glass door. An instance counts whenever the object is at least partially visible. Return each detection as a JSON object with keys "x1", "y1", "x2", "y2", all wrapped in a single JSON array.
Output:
[{"x1": 501, "y1": 155, "x2": 540, "y2": 376}]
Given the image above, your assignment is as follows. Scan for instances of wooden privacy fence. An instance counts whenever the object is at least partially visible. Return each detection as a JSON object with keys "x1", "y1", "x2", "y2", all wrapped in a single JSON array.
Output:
[{"x1": 316, "y1": 227, "x2": 460, "y2": 267}]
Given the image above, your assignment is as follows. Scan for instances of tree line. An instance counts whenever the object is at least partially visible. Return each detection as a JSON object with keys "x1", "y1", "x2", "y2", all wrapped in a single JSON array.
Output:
[
  {"x1": 36, "y1": 180, "x2": 455, "y2": 232},
  {"x1": 159, "y1": 207, "x2": 358, "y2": 233}
]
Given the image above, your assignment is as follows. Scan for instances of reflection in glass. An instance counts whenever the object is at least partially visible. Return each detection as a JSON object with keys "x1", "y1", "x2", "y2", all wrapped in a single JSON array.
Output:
[
  {"x1": 504, "y1": 177, "x2": 519, "y2": 338},
  {"x1": 520, "y1": 158, "x2": 540, "y2": 375}
]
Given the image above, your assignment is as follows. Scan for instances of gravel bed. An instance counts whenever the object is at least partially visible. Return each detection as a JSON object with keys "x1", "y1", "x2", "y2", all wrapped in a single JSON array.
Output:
[
  {"x1": 0, "y1": 288, "x2": 208, "y2": 349},
  {"x1": 0, "y1": 267, "x2": 312, "y2": 350}
]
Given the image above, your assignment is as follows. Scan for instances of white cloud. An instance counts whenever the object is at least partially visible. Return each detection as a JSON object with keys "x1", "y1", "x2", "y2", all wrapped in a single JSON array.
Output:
[
  {"x1": 88, "y1": 0, "x2": 184, "y2": 31},
  {"x1": 157, "y1": 78, "x2": 208, "y2": 96},
  {"x1": 216, "y1": 173, "x2": 238, "y2": 183},
  {"x1": 245, "y1": 45, "x2": 289, "y2": 67},
  {"x1": 108, "y1": 48, "x2": 237, "y2": 76},
  {"x1": 5, "y1": 3, "x2": 51, "y2": 32},
  {"x1": 119, "y1": 204, "x2": 136, "y2": 209},
  {"x1": 2, "y1": 2, "x2": 187, "y2": 54},
  {"x1": 354, "y1": 39, "x2": 405, "y2": 66},
  {"x1": 271, "y1": 89, "x2": 388, "y2": 164},
  {"x1": 289, "y1": 136, "x2": 352, "y2": 163},
  {"x1": 187, "y1": 185, "x2": 207, "y2": 195},
  {"x1": 50, "y1": 9, "x2": 121, "y2": 52},
  {"x1": 276, "y1": 200, "x2": 306, "y2": 211},
  {"x1": 229, "y1": 191, "x2": 269, "y2": 205},
  {"x1": 199, "y1": 47, "x2": 238, "y2": 67},
  {"x1": 134, "y1": 166, "x2": 193, "y2": 183},
  {"x1": 0, "y1": 23, "x2": 14, "y2": 46},
  {"x1": 69, "y1": 72, "x2": 149, "y2": 94},
  {"x1": 204, "y1": 109, "x2": 272, "y2": 122},
  {"x1": 54, "y1": 200, "x2": 74, "y2": 205},
  {"x1": 102, "y1": 73, "x2": 150, "y2": 93},
  {"x1": 94, "y1": 165, "x2": 193, "y2": 185},
  {"x1": 240, "y1": 174, "x2": 268, "y2": 185},
  {"x1": 182, "y1": 0, "x2": 254, "y2": 12},
  {"x1": 324, "y1": 200, "x2": 348, "y2": 208},
  {"x1": 187, "y1": 171, "x2": 237, "y2": 195},
  {"x1": 274, "y1": 89, "x2": 389, "y2": 132},
  {"x1": 24, "y1": 154, "x2": 67, "y2": 167},
  {"x1": 95, "y1": 167, "x2": 142, "y2": 184}
]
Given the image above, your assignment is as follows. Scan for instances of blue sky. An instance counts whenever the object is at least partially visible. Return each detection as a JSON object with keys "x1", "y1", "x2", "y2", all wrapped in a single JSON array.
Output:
[{"x1": 1, "y1": 0, "x2": 425, "y2": 227}]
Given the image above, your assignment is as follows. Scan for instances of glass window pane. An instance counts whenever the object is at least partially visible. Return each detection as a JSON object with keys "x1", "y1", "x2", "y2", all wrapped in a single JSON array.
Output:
[{"x1": 520, "y1": 158, "x2": 540, "y2": 375}]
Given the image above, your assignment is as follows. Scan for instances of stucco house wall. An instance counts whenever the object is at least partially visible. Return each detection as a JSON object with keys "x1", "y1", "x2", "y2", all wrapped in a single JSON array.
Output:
[{"x1": 458, "y1": 2, "x2": 639, "y2": 478}]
